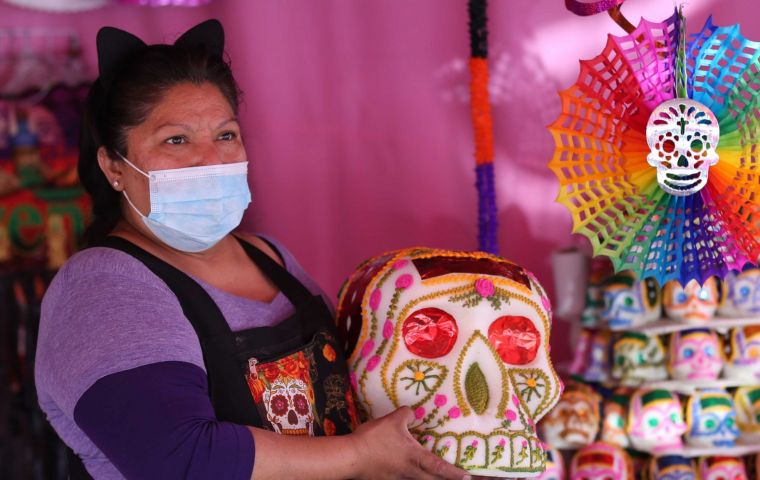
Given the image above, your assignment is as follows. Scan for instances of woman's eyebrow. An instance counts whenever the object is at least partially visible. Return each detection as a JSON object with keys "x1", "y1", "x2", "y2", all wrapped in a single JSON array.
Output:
[{"x1": 216, "y1": 117, "x2": 239, "y2": 128}]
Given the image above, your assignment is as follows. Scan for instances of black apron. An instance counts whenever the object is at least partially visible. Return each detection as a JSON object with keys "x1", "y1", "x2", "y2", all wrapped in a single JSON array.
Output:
[{"x1": 69, "y1": 235, "x2": 357, "y2": 478}]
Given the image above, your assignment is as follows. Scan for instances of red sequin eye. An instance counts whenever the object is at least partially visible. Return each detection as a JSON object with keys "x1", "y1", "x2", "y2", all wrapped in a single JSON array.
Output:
[
  {"x1": 402, "y1": 308, "x2": 458, "y2": 358},
  {"x1": 488, "y1": 316, "x2": 540, "y2": 364}
]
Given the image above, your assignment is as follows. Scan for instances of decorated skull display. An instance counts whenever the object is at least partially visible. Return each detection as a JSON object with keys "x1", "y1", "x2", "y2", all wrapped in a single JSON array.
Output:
[
  {"x1": 262, "y1": 377, "x2": 315, "y2": 435},
  {"x1": 602, "y1": 271, "x2": 661, "y2": 330},
  {"x1": 627, "y1": 388, "x2": 686, "y2": 453},
  {"x1": 570, "y1": 441, "x2": 633, "y2": 480},
  {"x1": 684, "y1": 389, "x2": 739, "y2": 448},
  {"x1": 663, "y1": 278, "x2": 719, "y2": 323},
  {"x1": 540, "y1": 383, "x2": 601, "y2": 450},
  {"x1": 697, "y1": 456, "x2": 748, "y2": 480},
  {"x1": 719, "y1": 268, "x2": 760, "y2": 316},
  {"x1": 668, "y1": 329, "x2": 723, "y2": 381},
  {"x1": 611, "y1": 332, "x2": 667, "y2": 386},
  {"x1": 646, "y1": 98, "x2": 720, "y2": 197},
  {"x1": 600, "y1": 390, "x2": 631, "y2": 448},
  {"x1": 734, "y1": 386, "x2": 760, "y2": 442},
  {"x1": 583, "y1": 329, "x2": 612, "y2": 383},
  {"x1": 724, "y1": 326, "x2": 760, "y2": 382},
  {"x1": 535, "y1": 446, "x2": 565, "y2": 480},
  {"x1": 336, "y1": 248, "x2": 561, "y2": 477},
  {"x1": 647, "y1": 455, "x2": 696, "y2": 480}
]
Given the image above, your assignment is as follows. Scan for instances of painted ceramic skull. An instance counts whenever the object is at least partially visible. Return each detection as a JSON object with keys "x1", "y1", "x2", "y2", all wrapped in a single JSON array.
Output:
[
  {"x1": 668, "y1": 328, "x2": 723, "y2": 381},
  {"x1": 627, "y1": 388, "x2": 686, "y2": 453},
  {"x1": 734, "y1": 386, "x2": 760, "y2": 442},
  {"x1": 611, "y1": 332, "x2": 667, "y2": 386},
  {"x1": 724, "y1": 326, "x2": 760, "y2": 382},
  {"x1": 663, "y1": 278, "x2": 719, "y2": 322},
  {"x1": 262, "y1": 377, "x2": 315, "y2": 435},
  {"x1": 569, "y1": 328, "x2": 594, "y2": 377},
  {"x1": 570, "y1": 442, "x2": 633, "y2": 480},
  {"x1": 697, "y1": 456, "x2": 748, "y2": 480},
  {"x1": 647, "y1": 456, "x2": 696, "y2": 480},
  {"x1": 583, "y1": 329, "x2": 612, "y2": 383},
  {"x1": 684, "y1": 389, "x2": 739, "y2": 448},
  {"x1": 580, "y1": 258, "x2": 614, "y2": 327},
  {"x1": 541, "y1": 383, "x2": 601, "y2": 449},
  {"x1": 600, "y1": 390, "x2": 631, "y2": 448},
  {"x1": 646, "y1": 98, "x2": 720, "y2": 196},
  {"x1": 536, "y1": 446, "x2": 565, "y2": 480},
  {"x1": 336, "y1": 248, "x2": 561, "y2": 477},
  {"x1": 602, "y1": 271, "x2": 661, "y2": 329},
  {"x1": 719, "y1": 268, "x2": 760, "y2": 316}
]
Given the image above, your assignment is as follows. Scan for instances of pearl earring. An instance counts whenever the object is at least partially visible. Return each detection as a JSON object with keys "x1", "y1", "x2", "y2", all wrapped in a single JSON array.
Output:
[{"x1": 113, "y1": 180, "x2": 120, "y2": 188}]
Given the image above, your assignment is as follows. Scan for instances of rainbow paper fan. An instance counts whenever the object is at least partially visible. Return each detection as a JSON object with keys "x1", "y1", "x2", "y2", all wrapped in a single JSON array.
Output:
[{"x1": 549, "y1": 10, "x2": 760, "y2": 285}]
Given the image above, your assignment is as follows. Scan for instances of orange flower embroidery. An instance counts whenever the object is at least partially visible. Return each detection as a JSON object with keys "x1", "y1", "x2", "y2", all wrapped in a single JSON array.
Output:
[
  {"x1": 261, "y1": 362, "x2": 281, "y2": 383},
  {"x1": 323, "y1": 418, "x2": 336, "y2": 436},
  {"x1": 280, "y1": 353, "x2": 308, "y2": 379},
  {"x1": 246, "y1": 375, "x2": 266, "y2": 403},
  {"x1": 322, "y1": 344, "x2": 336, "y2": 362}
]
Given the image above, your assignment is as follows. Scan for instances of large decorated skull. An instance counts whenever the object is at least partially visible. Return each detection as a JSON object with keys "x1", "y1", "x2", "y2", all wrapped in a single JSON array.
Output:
[
  {"x1": 611, "y1": 332, "x2": 667, "y2": 386},
  {"x1": 697, "y1": 456, "x2": 748, "y2": 480},
  {"x1": 684, "y1": 389, "x2": 739, "y2": 448},
  {"x1": 570, "y1": 442, "x2": 634, "y2": 480},
  {"x1": 720, "y1": 268, "x2": 760, "y2": 316},
  {"x1": 536, "y1": 446, "x2": 565, "y2": 480},
  {"x1": 646, "y1": 98, "x2": 720, "y2": 196},
  {"x1": 540, "y1": 383, "x2": 601, "y2": 450},
  {"x1": 600, "y1": 390, "x2": 631, "y2": 448},
  {"x1": 647, "y1": 455, "x2": 697, "y2": 480},
  {"x1": 725, "y1": 326, "x2": 760, "y2": 382},
  {"x1": 627, "y1": 388, "x2": 686, "y2": 453},
  {"x1": 668, "y1": 328, "x2": 723, "y2": 381},
  {"x1": 663, "y1": 278, "x2": 719, "y2": 323},
  {"x1": 602, "y1": 271, "x2": 661, "y2": 329},
  {"x1": 734, "y1": 386, "x2": 760, "y2": 442},
  {"x1": 336, "y1": 248, "x2": 561, "y2": 477}
]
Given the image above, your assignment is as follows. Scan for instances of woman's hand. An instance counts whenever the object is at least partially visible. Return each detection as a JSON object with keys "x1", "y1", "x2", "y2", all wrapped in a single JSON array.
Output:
[{"x1": 350, "y1": 407, "x2": 471, "y2": 480}]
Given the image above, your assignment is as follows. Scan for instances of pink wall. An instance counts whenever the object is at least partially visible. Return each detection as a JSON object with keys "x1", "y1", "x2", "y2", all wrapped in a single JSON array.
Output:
[{"x1": 2, "y1": 0, "x2": 758, "y2": 360}]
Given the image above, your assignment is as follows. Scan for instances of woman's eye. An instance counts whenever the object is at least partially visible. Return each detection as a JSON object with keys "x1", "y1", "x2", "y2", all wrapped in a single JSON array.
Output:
[
  {"x1": 165, "y1": 135, "x2": 186, "y2": 145},
  {"x1": 219, "y1": 131, "x2": 237, "y2": 141}
]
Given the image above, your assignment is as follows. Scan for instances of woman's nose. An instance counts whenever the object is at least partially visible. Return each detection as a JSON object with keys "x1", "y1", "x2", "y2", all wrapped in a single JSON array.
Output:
[{"x1": 195, "y1": 142, "x2": 224, "y2": 166}]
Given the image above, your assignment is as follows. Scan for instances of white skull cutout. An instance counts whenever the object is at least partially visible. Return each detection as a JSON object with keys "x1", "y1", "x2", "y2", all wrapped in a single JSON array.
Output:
[
  {"x1": 262, "y1": 377, "x2": 315, "y2": 435},
  {"x1": 337, "y1": 248, "x2": 561, "y2": 478},
  {"x1": 646, "y1": 98, "x2": 719, "y2": 196}
]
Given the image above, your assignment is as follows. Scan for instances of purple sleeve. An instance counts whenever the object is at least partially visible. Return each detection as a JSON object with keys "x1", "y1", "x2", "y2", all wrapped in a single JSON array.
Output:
[{"x1": 73, "y1": 361, "x2": 254, "y2": 480}]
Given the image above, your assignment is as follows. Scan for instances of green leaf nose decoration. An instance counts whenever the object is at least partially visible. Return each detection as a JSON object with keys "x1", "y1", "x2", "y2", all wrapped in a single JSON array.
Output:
[{"x1": 464, "y1": 362, "x2": 489, "y2": 415}]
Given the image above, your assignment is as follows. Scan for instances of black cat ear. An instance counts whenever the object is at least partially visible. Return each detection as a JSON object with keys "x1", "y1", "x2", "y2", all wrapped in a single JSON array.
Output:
[
  {"x1": 174, "y1": 19, "x2": 224, "y2": 57},
  {"x1": 96, "y1": 26, "x2": 147, "y2": 85}
]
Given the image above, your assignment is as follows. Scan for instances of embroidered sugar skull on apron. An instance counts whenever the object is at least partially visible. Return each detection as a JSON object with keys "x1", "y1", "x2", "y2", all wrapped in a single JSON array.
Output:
[
  {"x1": 337, "y1": 248, "x2": 561, "y2": 478},
  {"x1": 569, "y1": 442, "x2": 633, "y2": 480},
  {"x1": 684, "y1": 389, "x2": 739, "y2": 448}
]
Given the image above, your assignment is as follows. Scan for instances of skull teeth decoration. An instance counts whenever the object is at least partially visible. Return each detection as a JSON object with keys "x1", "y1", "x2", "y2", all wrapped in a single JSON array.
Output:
[
  {"x1": 337, "y1": 248, "x2": 560, "y2": 477},
  {"x1": 698, "y1": 456, "x2": 748, "y2": 480},
  {"x1": 570, "y1": 442, "x2": 634, "y2": 480},
  {"x1": 627, "y1": 388, "x2": 686, "y2": 454},
  {"x1": 646, "y1": 98, "x2": 720, "y2": 197},
  {"x1": 541, "y1": 383, "x2": 601, "y2": 450},
  {"x1": 684, "y1": 389, "x2": 739, "y2": 448},
  {"x1": 611, "y1": 332, "x2": 667, "y2": 387}
]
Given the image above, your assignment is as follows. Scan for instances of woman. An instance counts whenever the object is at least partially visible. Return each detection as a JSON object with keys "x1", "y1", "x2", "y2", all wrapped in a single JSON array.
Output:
[{"x1": 34, "y1": 20, "x2": 469, "y2": 480}]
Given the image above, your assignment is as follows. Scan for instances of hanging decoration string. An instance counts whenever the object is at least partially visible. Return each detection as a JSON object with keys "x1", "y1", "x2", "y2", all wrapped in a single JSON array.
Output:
[
  {"x1": 468, "y1": 0, "x2": 498, "y2": 254},
  {"x1": 675, "y1": 5, "x2": 688, "y2": 98}
]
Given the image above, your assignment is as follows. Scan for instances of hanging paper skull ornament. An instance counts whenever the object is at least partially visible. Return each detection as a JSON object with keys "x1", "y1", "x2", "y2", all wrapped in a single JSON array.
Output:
[
  {"x1": 602, "y1": 271, "x2": 661, "y2": 330},
  {"x1": 646, "y1": 98, "x2": 720, "y2": 197},
  {"x1": 734, "y1": 386, "x2": 760, "y2": 442},
  {"x1": 663, "y1": 278, "x2": 719, "y2": 323},
  {"x1": 611, "y1": 332, "x2": 667, "y2": 386},
  {"x1": 570, "y1": 442, "x2": 634, "y2": 480},
  {"x1": 720, "y1": 268, "x2": 760, "y2": 316},
  {"x1": 627, "y1": 388, "x2": 686, "y2": 453},
  {"x1": 697, "y1": 456, "x2": 748, "y2": 480},
  {"x1": 600, "y1": 390, "x2": 631, "y2": 448},
  {"x1": 684, "y1": 389, "x2": 739, "y2": 448},
  {"x1": 336, "y1": 248, "x2": 561, "y2": 477},
  {"x1": 535, "y1": 446, "x2": 565, "y2": 480},
  {"x1": 647, "y1": 455, "x2": 697, "y2": 480},
  {"x1": 724, "y1": 326, "x2": 760, "y2": 382},
  {"x1": 540, "y1": 383, "x2": 601, "y2": 450},
  {"x1": 668, "y1": 328, "x2": 724, "y2": 381}
]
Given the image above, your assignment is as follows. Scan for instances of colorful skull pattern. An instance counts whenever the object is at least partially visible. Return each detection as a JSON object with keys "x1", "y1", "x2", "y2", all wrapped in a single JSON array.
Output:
[
  {"x1": 720, "y1": 269, "x2": 760, "y2": 316},
  {"x1": 663, "y1": 278, "x2": 719, "y2": 323},
  {"x1": 628, "y1": 389, "x2": 686, "y2": 453},
  {"x1": 724, "y1": 326, "x2": 760, "y2": 382},
  {"x1": 570, "y1": 442, "x2": 633, "y2": 480},
  {"x1": 583, "y1": 329, "x2": 612, "y2": 383},
  {"x1": 684, "y1": 389, "x2": 739, "y2": 448},
  {"x1": 336, "y1": 248, "x2": 561, "y2": 477},
  {"x1": 734, "y1": 386, "x2": 760, "y2": 442},
  {"x1": 647, "y1": 455, "x2": 696, "y2": 480},
  {"x1": 600, "y1": 390, "x2": 631, "y2": 448},
  {"x1": 262, "y1": 377, "x2": 315, "y2": 435},
  {"x1": 536, "y1": 446, "x2": 565, "y2": 480},
  {"x1": 602, "y1": 271, "x2": 661, "y2": 329},
  {"x1": 611, "y1": 332, "x2": 667, "y2": 386},
  {"x1": 541, "y1": 383, "x2": 601, "y2": 450},
  {"x1": 645, "y1": 98, "x2": 720, "y2": 197},
  {"x1": 668, "y1": 329, "x2": 723, "y2": 381},
  {"x1": 697, "y1": 456, "x2": 748, "y2": 480}
]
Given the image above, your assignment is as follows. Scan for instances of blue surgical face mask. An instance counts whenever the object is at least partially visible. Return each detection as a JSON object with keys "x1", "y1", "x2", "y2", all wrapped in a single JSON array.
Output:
[{"x1": 118, "y1": 153, "x2": 252, "y2": 253}]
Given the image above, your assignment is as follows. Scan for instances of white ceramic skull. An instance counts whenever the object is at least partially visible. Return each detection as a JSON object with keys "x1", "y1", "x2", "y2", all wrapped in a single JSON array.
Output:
[
  {"x1": 684, "y1": 389, "x2": 739, "y2": 448},
  {"x1": 647, "y1": 456, "x2": 697, "y2": 480},
  {"x1": 646, "y1": 98, "x2": 720, "y2": 196},
  {"x1": 725, "y1": 326, "x2": 760, "y2": 382},
  {"x1": 611, "y1": 332, "x2": 667, "y2": 386},
  {"x1": 668, "y1": 328, "x2": 724, "y2": 381},
  {"x1": 719, "y1": 268, "x2": 760, "y2": 316},
  {"x1": 602, "y1": 271, "x2": 661, "y2": 330},
  {"x1": 336, "y1": 248, "x2": 561, "y2": 477},
  {"x1": 262, "y1": 377, "x2": 315, "y2": 435},
  {"x1": 570, "y1": 442, "x2": 634, "y2": 480},
  {"x1": 734, "y1": 386, "x2": 760, "y2": 442},
  {"x1": 628, "y1": 388, "x2": 686, "y2": 454},
  {"x1": 663, "y1": 278, "x2": 719, "y2": 323},
  {"x1": 540, "y1": 383, "x2": 601, "y2": 450}
]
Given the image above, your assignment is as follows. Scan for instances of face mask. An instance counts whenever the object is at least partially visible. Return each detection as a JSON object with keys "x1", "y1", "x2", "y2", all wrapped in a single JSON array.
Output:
[{"x1": 118, "y1": 153, "x2": 251, "y2": 252}]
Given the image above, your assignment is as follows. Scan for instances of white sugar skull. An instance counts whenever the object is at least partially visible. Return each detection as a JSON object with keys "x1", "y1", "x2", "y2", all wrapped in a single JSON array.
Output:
[
  {"x1": 724, "y1": 326, "x2": 760, "y2": 382},
  {"x1": 611, "y1": 332, "x2": 667, "y2": 386},
  {"x1": 600, "y1": 390, "x2": 631, "y2": 448},
  {"x1": 684, "y1": 389, "x2": 739, "y2": 448},
  {"x1": 570, "y1": 442, "x2": 633, "y2": 480},
  {"x1": 627, "y1": 388, "x2": 686, "y2": 454},
  {"x1": 602, "y1": 271, "x2": 661, "y2": 330},
  {"x1": 646, "y1": 98, "x2": 720, "y2": 196},
  {"x1": 734, "y1": 386, "x2": 760, "y2": 442},
  {"x1": 668, "y1": 328, "x2": 724, "y2": 381},
  {"x1": 337, "y1": 248, "x2": 561, "y2": 477},
  {"x1": 648, "y1": 455, "x2": 697, "y2": 480},
  {"x1": 720, "y1": 268, "x2": 760, "y2": 316},
  {"x1": 663, "y1": 278, "x2": 719, "y2": 323},
  {"x1": 698, "y1": 456, "x2": 748, "y2": 480},
  {"x1": 262, "y1": 377, "x2": 315, "y2": 435},
  {"x1": 541, "y1": 383, "x2": 601, "y2": 450}
]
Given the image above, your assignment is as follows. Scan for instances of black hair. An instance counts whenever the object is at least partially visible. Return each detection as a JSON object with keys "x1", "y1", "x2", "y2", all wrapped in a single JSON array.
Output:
[{"x1": 78, "y1": 43, "x2": 241, "y2": 245}]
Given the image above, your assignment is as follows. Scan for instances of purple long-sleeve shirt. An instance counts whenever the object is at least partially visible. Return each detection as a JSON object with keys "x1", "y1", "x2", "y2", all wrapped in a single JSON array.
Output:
[{"x1": 35, "y1": 236, "x2": 327, "y2": 479}]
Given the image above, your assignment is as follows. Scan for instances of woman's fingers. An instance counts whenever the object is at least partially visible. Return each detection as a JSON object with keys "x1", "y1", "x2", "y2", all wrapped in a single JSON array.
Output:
[{"x1": 417, "y1": 449, "x2": 471, "y2": 480}]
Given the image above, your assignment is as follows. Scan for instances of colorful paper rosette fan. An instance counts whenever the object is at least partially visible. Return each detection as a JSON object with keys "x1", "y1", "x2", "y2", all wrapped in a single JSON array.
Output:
[{"x1": 549, "y1": 10, "x2": 760, "y2": 285}]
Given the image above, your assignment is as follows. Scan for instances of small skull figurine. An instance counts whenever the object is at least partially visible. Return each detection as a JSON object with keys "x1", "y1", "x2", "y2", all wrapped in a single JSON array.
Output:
[
  {"x1": 336, "y1": 248, "x2": 561, "y2": 477},
  {"x1": 720, "y1": 268, "x2": 760, "y2": 316},
  {"x1": 647, "y1": 455, "x2": 697, "y2": 480},
  {"x1": 646, "y1": 98, "x2": 720, "y2": 196},
  {"x1": 684, "y1": 389, "x2": 739, "y2": 448},
  {"x1": 611, "y1": 332, "x2": 668, "y2": 386},
  {"x1": 668, "y1": 328, "x2": 724, "y2": 381},
  {"x1": 600, "y1": 390, "x2": 631, "y2": 448},
  {"x1": 724, "y1": 326, "x2": 760, "y2": 382},
  {"x1": 663, "y1": 277, "x2": 719, "y2": 323},
  {"x1": 536, "y1": 446, "x2": 565, "y2": 480},
  {"x1": 627, "y1": 388, "x2": 686, "y2": 453},
  {"x1": 697, "y1": 456, "x2": 748, "y2": 480},
  {"x1": 541, "y1": 383, "x2": 601, "y2": 449},
  {"x1": 583, "y1": 329, "x2": 612, "y2": 383},
  {"x1": 602, "y1": 271, "x2": 661, "y2": 329},
  {"x1": 570, "y1": 442, "x2": 634, "y2": 480},
  {"x1": 734, "y1": 386, "x2": 760, "y2": 442}
]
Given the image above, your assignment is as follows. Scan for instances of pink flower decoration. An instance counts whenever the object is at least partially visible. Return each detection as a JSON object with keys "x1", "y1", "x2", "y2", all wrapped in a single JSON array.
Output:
[
  {"x1": 505, "y1": 409, "x2": 517, "y2": 422},
  {"x1": 369, "y1": 289, "x2": 382, "y2": 311},
  {"x1": 448, "y1": 406, "x2": 461, "y2": 419},
  {"x1": 471, "y1": 440, "x2": 479, "y2": 447},
  {"x1": 392, "y1": 259, "x2": 409, "y2": 270},
  {"x1": 360, "y1": 339, "x2": 376, "y2": 358},
  {"x1": 475, "y1": 278, "x2": 495, "y2": 297},
  {"x1": 527, "y1": 417, "x2": 536, "y2": 428},
  {"x1": 541, "y1": 295, "x2": 552, "y2": 315},
  {"x1": 395, "y1": 274, "x2": 413, "y2": 289},
  {"x1": 415, "y1": 407, "x2": 426, "y2": 419},
  {"x1": 349, "y1": 372, "x2": 358, "y2": 390},
  {"x1": 434, "y1": 394, "x2": 447, "y2": 407},
  {"x1": 521, "y1": 440, "x2": 528, "y2": 448},
  {"x1": 382, "y1": 320, "x2": 394, "y2": 339},
  {"x1": 366, "y1": 355, "x2": 381, "y2": 372},
  {"x1": 498, "y1": 439, "x2": 506, "y2": 447},
  {"x1": 512, "y1": 394, "x2": 521, "y2": 407}
]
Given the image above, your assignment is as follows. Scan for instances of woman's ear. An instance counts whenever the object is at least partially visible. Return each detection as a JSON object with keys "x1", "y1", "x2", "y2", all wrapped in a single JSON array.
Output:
[{"x1": 97, "y1": 146, "x2": 123, "y2": 189}]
